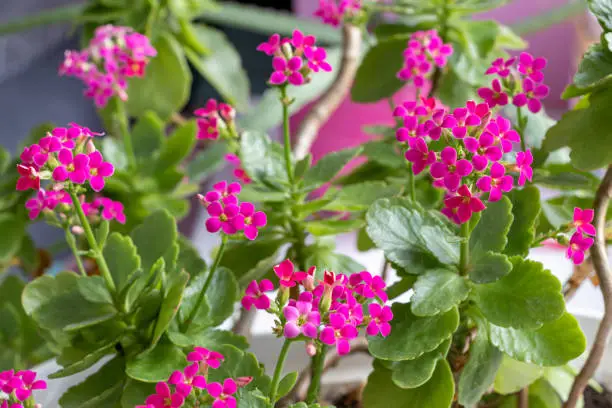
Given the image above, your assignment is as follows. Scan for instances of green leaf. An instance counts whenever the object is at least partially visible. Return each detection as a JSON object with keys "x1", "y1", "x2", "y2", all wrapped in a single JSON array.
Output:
[
  {"x1": 187, "y1": 142, "x2": 228, "y2": 184},
  {"x1": 168, "y1": 328, "x2": 248, "y2": 350},
  {"x1": 208, "y1": 345, "x2": 271, "y2": 392},
  {"x1": 305, "y1": 245, "x2": 365, "y2": 277},
  {"x1": 0, "y1": 146, "x2": 10, "y2": 174},
  {"x1": 363, "y1": 140, "x2": 406, "y2": 169},
  {"x1": 504, "y1": 107, "x2": 556, "y2": 150},
  {"x1": 473, "y1": 258, "x2": 564, "y2": 329},
  {"x1": 366, "y1": 198, "x2": 460, "y2": 270},
  {"x1": 357, "y1": 227, "x2": 376, "y2": 252},
  {"x1": 303, "y1": 147, "x2": 362, "y2": 190},
  {"x1": 240, "y1": 131, "x2": 288, "y2": 185},
  {"x1": 470, "y1": 197, "x2": 513, "y2": 255},
  {"x1": 363, "y1": 359, "x2": 454, "y2": 408},
  {"x1": 77, "y1": 276, "x2": 113, "y2": 305},
  {"x1": 124, "y1": 258, "x2": 165, "y2": 313},
  {"x1": 126, "y1": 33, "x2": 191, "y2": 119},
  {"x1": 566, "y1": 43, "x2": 612, "y2": 97},
  {"x1": 469, "y1": 251, "x2": 512, "y2": 284},
  {"x1": 411, "y1": 269, "x2": 470, "y2": 316},
  {"x1": 181, "y1": 267, "x2": 237, "y2": 328},
  {"x1": 388, "y1": 339, "x2": 451, "y2": 389},
  {"x1": 305, "y1": 218, "x2": 365, "y2": 236},
  {"x1": 220, "y1": 239, "x2": 283, "y2": 283},
  {"x1": 588, "y1": 0, "x2": 612, "y2": 31},
  {"x1": 505, "y1": 186, "x2": 540, "y2": 256},
  {"x1": 50, "y1": 340, "x2": 116, "y2": 379},
  {"x1": 22, "y1": 273, "x2": 76, "y2": 316},
  {"x1": 59, "y1": 357, "x2": 125, "y2": 408},
  {"x1": 488, "y1": 312, "x2": 586, "y2": 366},
  {"x1": 368, "y1": 303, "x2": 459, "y2": 361},
  {"x1": 155, "y1": 121, "x2": 196, "y2": 172},
  {"x1": 0, "y1": 215, "x2": 26, "y2": 263},
  {"x1": 494, "y1": 356, "x2": 544, "y2": 394},
  {"x1": 458, "y1": 331, "x2": 503, "y2": 406},
  {"x1": 151, "y1": 270, "x2": 190, "y2": 347},
  {"x1": 294, "y1": 154, "x2": 313, "y2": 180},
  {"x1": 131, "y1": 111, "x2": 165, "y2": 159},
  {"x1": 544, "y1": 366, "x2": 585, "y2": 408},
  {"x1": 185, "y1": 24, "x2": 250, "y2": 111},
  {"x1": 544, "y1": 88, "x2": 612, "y2": 170},
  {"x1": 352, "y1": 37, "x2": 406, "y2": 103},
  {"x1": 323, "y1": 181, "x2": 401, "y2": 212},
  {"x1": 276, "y1": 371, "x2": 298, "y2": 401},
  {"x1": 438, "y1": 67, "x2": 478, "y2": 108},
  {"x1": 121, "y1": 379, "x2": 156, "y2": 408},
  {"x1": 104, "y1": 233, "x2": 141, "y2": 293},
  {"x1": 131, "y1": 210, "x2": 178, "y2": 272},
  {"x1": 534, "y1": 164, "x2": 600, "y2": 191},
  {"x1": 126, "y1": 342, "x2": 186, "y2": 382},
  {"x1": 529, "y1": 378, "x2": 562, "y2": 408}
]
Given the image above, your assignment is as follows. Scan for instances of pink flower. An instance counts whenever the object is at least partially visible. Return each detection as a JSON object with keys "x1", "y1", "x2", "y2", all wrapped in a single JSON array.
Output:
[
  {"x1": 14, "y1": 370, "x2": 46, "y2": 401},
  {"x1": 464, "y1": 133, "x2": 503, "y2": 171},
  {"x1": 430, "y1": 146, "x2": 473, "y2": 191},
  {"x1": 168, "y1": 363, "x2": 207, "y2": 398},
  {"x1": 320, "y1": 313, "x2": 358, "y2": 355},
  {"x1": 405, "y1": 138, "x2": 436, "y2": 175},
  {"x1": 25, "y1": 189, "x2": 54, "y2": 220},
  {"x1": 397, "y1": 54, "x2": 431, "y2": 87},
  {"x1": 274, "y1": 259, "x2": 308, "y2": 288},
  {"x1": 33, "y1": 136, "x2": 62, "y2": 166},
  {"x1": 304, "y1": 47, "x2": 332, "y2": 72},
  {"x1": 513, "y1": 77, "x2": 549, "y2": 113},
  {"x1": 196, "y1": 116, "x2": 219, "y2": 140},
  {"x1": 477, "y1": 78, "x2": 509, "y2": 108},
  {"x1": 242, "y1": 279, "x2": 274, "y2": 310},
  {"x1": 289, "y1": 30, "x2": 316, "y2": 54},
  {"x1": 443, "y1": 102, "x2": 489, "y2": 139},
  {"x1": 87, "y1": 151, "x2": 114, "y2": 191},
  {"x1": 16, "y1": 165, "x2": 40, "y2": 191},
  {"x1": 187, "y1": 347, "x2": 224, "y2": 369},
  {"x1": 145, "y1": 382, "x2": 184, "y2": 408},
  {"x1": 351, "y1": 271, "x2": 388, "y2": 302},
  {"x1": 396, "y1": 115, "x2": 428, "y2": 142},
  {"x1": 233, "y1": 202, "x2": 267, "y2": 240},
  {"x1": 517, "y1": 52, "x2": 547, "y2": 82},
  {"x1": 219, "y1": 103, "x2": 236, "y2": 122},
  {"x1": 19, "y1": 144, "x2": 41, "y2": 166},
  {"x1": 393, "y1": 101, "x2": 429, "y2": 119},
  {"x1": 476, "y1": 162, "x2": 514, "y2": 202},
  {"x1": 283, "y1": 300, "x2": 321, "y2": 339},
  {"x1": 270, "y1": 56, "x2": 304, "y2": 86},
  {"x1": 205, "y1": 181, "x2": 241, "y2": 206},
  {"x1": 424, "y1": 109, "x2": 446, "y2": 140},
  {"x1": 367, "y1": 303, "x2": 393, "y2": 337},
  {"x1": 426, "y1": 35, "x2": 453, "y2": 67},
  {"x1": 333, "y1": 293, "x2": 363, "y2": 326},
  {"x1": 195, "y1": 99, "x2": 219, "y2": 116},
  {"x1": 205, "y1": 202, "x2": 240, "y2": 234},
  {"x1": 483, "y1": 117, "x2": 521, "y2": 153},
  {"x1": 442, "y1": 185, "x2": 486, "y2": 224},
  {"x1": 257, "y1": 34, "x2": 282, "y2": 56},
  {"x1": 514, "y1": 150, "x2": 533, "y2": 186},
  {"x1": 566, "y1": 232, "x2": 594, "y2": 265},
  {"x1": 52, "y1": 149, "x2": 90, "y2": 184},
  {"x1": 207, "y1": 379, "x2": 237, "y2": 408},
  {"x1": 485, "y1": 57, "x2": 515, "y2": 77},
  {"x1": 572, "y1": 208, "x2": 596, "y2": 236},
  {"x1": 99, "y1": 198, "x2": 126, "y2": 224}
]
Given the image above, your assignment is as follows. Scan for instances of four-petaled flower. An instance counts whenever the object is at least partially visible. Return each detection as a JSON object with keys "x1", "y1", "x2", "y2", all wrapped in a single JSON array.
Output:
[
  {"x1": 205, "y1": 202, "x2": 240, "y2": 234},
  {"x1": 52, "y1": 149, "x2": 90, "y2": 184},
  {"x1": 145, "y1": 382, "x2": 184, "y2": 408},
  {"x1": 443, "y1": 185, "x2": 486, "y2": 224},
  {"x1": 87, "y1": 151, "x2": 115, "y2": 191},
  {"x1": 283, "y1": 301, "x2": 321, "y2": 339},
  {"x1": 514, "y1": 150, "x2": 533, "y2": 186},
  {"x1": 517, "y1": 52, "x2": 547, "y2": 82},
  {"x1": 274, "y1": 259, "x2": 308, "y2": 288},
  {"x1": 270, "y1": 56, "x2": 304, "y2": 86},
  {"x1": 572, "y1": 208, "x2": 596, "y2": 236},
  {"x1": 16, "y1": 165, "x2": 40, "y2": 191},
  {"x1": 242, "y1": 279, "x2": 274, "y2": 310},
  {"x1": 513, "y1": 77, "x2": 549, "y2": 113},
  {"x1": 476, "y1": 162, "x2": 514, "y2": 202},
  {"x1": 187, "y1": 347, "x2": 224, "y2": 369},
  {"x1": 320, "y1": 313, "x2": 359, "y2": 355},
  {"x1": 430, "y1": 146, "x2": 473, "y2": 192},
  {"x1": 234, "y1": 202, "x2": 267, "y2": 240},
  {"x1": 566, "y1": 232, "x2": 594, "y2": 265},
  {"x1": 207, "y1": 379, "x2": 237, "y2": 408},
  {"x1": 477, "y1": 78, "x2": 509, "y2": 108},
  {"x1": 405, "y1": 137, "x2": 436, "y2": 175},
  {"x1": 366, "y1": 303, "x2": 393, "y2": 337}
]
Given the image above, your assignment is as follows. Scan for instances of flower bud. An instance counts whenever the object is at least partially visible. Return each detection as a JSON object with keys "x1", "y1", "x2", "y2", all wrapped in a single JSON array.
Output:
[
  {"x1": 86, "y1": 140, "x2": 97, "y2": 154},
  {"x1": 235, "y1": 376, "x2": 253, "y2": 388},
  {"x1": 71, "y1": 225, "x2": 84, "y2": 235},
  {"x1": 305, "y1": 342, "x2": 317, "y2": 357}
]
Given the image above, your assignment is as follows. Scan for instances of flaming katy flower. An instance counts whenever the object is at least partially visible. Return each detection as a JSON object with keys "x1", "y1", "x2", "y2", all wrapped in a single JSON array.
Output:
[
  {"x1": 168, "y1": 363, "x2": 207, "y2": 398},
  {"x1": 205, "y1": 202, "x2": 240, "y2": 234},
  {"x1": 145, "y1": 382, "x2": 184, "y2": 408},
  {"x1": 477, "y1": 78, "x2": 509, "y2": 108},
  {"x1": 283, "y1": 300, "x2": 321, "y2": 339},
  {"x1": 517, "y1": 52, "x2": 547, "y2": 82},
  {"x1": 274, "y1": 259, "x2": 308, "y2": 288},
  {"x1": 234, "y1": 202, "x2": 267, "y2": 240},
  {"x1": 367, "y1": 303, "x2": 393, "y2": 337},
  {"x1": 242, "y1": 279, "x2": 274, "y2": 310},
  {"x1": 207, "y1": 379, "x2": 238, "y2": 408},
  {"x1": 0, "y1": 369, "x2": 46, "y2": 406},
  {"x1": 485, "y1": 57, "x2": 515, "y2": 77},
  {"x1": 514, "y1": 150, "x2": 533, "y2": 186},
  {"x1": 59, "y1": 25, "x2": 156, "y2": 107},
  {"x1": 314, "y1": 0, "x2": 362, "y2": 27},
  {"x1": 194, "y1": 99, "x2": 236, "y2": 140},
  {"x1": 430, "y1": 146, "x2": 473, "y2": 192},
  {"x1": 566, "y1": 232, "x2": 594, "y2": 265},
  {"x1": 513, "y1": 77, "x2": 550, "y2": 113},
  {"x1": 405, "y1": 137, "x2": 436, "y2": 175},
  {"x1": 397, "y1": 30, "x2": 453, "y2": 88},
  {"x1": 320, "y1": 312, "x2": 359, "y2": 355},
  {"x1": 572, "y1": 208, "x2": 596, "y2": 236},
  {"x1": 187, "y1": 347, "x2": 224, "y2": 369},
  {"x1": 16, "y1": 165, "x2": 40, "y2": 191},
  {"x1": 443, "y1": 185, "x2": 486, "y2": 224},
  {"x1": 476, "y1": 162, "x2": 514, "y2": 202}
]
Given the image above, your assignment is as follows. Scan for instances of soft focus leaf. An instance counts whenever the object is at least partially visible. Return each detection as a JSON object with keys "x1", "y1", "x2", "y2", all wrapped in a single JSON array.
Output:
[
  {"x1": 470, "y1": 197, "x2": 513, "y2": 256},
  {"x1": 126, "y1": 342, "x2": 186, "y2": 382},
  {"x1": 458, "y1": 329, "x2": 502, "y2": 406},
  {"x1": 131, "y1": 112, "x2": 165, "y2": 159},
  {"x1": 276, "y1": 371, "x2": 298, "y2": 401},
  {"x1": 59, "y1": 357, "x2": 125, "y2": 408},
  {"x1": 0, "y1": 215, "x2": 26, "y2": 264},
  {"x1": 187, "y1": 142, "x2": 228, "y2": 184},
  {"x1": 588, "y1": 0, "x2": 612, "y2": 31},
  {"x1": 131, "y1": 210, "x2": 178, "y2": 272},
  {"x1": 505, "y1": 186, "x2": 540, "y2": 257},
  {"x1": 151, "y1": 270, "x2": 189, "y2": 347},
  {"x1": 303, "y1": 147, "x2": 362, "y2": 190},
  {"x1": 240, "y1": 131, "x2": 288, "y2": 185},
  {"x1": 387, "y1": 339, "x2": 450, "y2": 389},
  {"x1": 104, "y1": 233, "x2": 141, "y2": 293},
  {"x1": 323, "y1": 181, "x2": 401, "y2": 212},
  {"x1": 305, "y1": 218, "x2": 365, "y2": 236},
  {"x1": 155, "y1": 121, "x2": 196, "y2": 172},
  {"x1": 411, "y1": 269, "x2": 470, "y2": 316},
  {"x1": 494, "y1": 356, "x2": 544, "y2": 394}
]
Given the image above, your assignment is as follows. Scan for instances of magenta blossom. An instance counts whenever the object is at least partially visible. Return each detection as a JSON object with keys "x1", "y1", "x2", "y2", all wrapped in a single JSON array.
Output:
[
  {"x1": 514, "y1": 150, "x2": 533, "y2": 186},
  {"x1": 396, "y1": 115, "x2": 428, "y2": 142},
  {"x1": 168, "y1": 363, "x2": 207, "y2": 398},
  {"x1": 320, "y1": 313, "x2": 359, "y2": 355},
  {"x1": 367, "y1": 303, "x2": 393, "y2": 337},
  {"x1": 87, "y1": 151, "x2": 114, "y2": 191},
  {"x1": 463, "y1": 133, "x2": 503, "y2": 171},
  {"x1": 233, "y1": 202, "x2": 267, "y2": 240},
  {"x1": 350, "y1": 271, "x2": 388, "y2": 302},
  {"x1": 572, "y1": 208, "x2": 596, "y2": 236},
  {"x1": 14, "y1": 370, "x2": 47, "y2": 401},
  {"x1": 187, "y1": 347, "x2": 224, "y2": 369},
  {"x1": 566, "y1": 232, "x2": 594, "y2": 265},
  {"x1": 24, "y1": 189, "x2": 56, "y2": 220},
  {"x1": 476, "y1": 162, "x2": 514, "y2": 202},
  {"x1": 209, "y1": 181, "x2": 241, "y2": 206},
  {"x1": 242, "y1": 279, "x2": 274, "y2": 310},
  {"x1": 207, "y1": 379, "x2": 237, "y2": 408},
  {"x1": 477, "y1": 78, "x2": 509, "y2": 108},
  {"x1": 442, "y1": 185, "x2": 486, "y2": 224},
  {"x1": 283, "y1": 301, "x2": 321, "y2": 339},
  {"x1": 304, "y1": 47, "x2": 332, "y2": 72},
  {"x1": 33, "y1": 136, "x2": 62, "y2": 166},
  {"x1": 205, "y1": 202, "x2": 240, "y2": 235},
  {"x1": 145, "y1": 382, "x2": 184, "y2": 408},
  {"x1": 52, "y1": 149, "x2": 90, "y2": 184},
  {"x1": 196, "y1": 116, "x2": 219, "y2": 140},
  {"x1": 430, "y1": 146, "x2": 473, "y2": 192},
  {"x1": 16, "y1": 165, "x2": 40, "y2": 191},
  {"x1": 405, "y1": 137, "x2": 436, "y2": 175},
  {"x1": 256, "y1": 33, "x2": 281, "y2": 55},
  {"x1": 485, "y1": 57, "x2": 515, "y2": 77},
  {"x1": 483, "y1": 117, "x2": 521, "y2": 153},
  {"x1": 274, "y1": 259, "x2": 308, "y2": 288},
  {"x1": 98, "y1": 198, "x2": 126, "y2": 224},
  {"x1": 270, "y1": 56, "x2": 304, "y2": 86},
  {"x1": 517, "y1": 52, "x2": 547, "y2": 82},
  {"x1": 513, "y1": 77, "x2": 549, "y2": 113}
]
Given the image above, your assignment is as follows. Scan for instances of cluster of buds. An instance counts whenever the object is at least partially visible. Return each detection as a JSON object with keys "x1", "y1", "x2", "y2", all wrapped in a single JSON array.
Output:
[
  {"x1": 194, "y1": 99, "x2": 237, "y2": 141},
  {"x1": 59, "y1": 25, "x2": 157, "y2": 107},
  {"x1": 242, "y1": 260, "x2": 392, "y2": 356},
  {"x1": 0, "y1": 369, "x2": 46, "y2": 408},
  {"x1": 197, "y1": 181, "x2": 267, "y2": 240},
  {"x1": 314, "y1": 0, "x2": 363, "y2": 27},
  {"x1": 478, "y1": 52, "x2": 549, "y2": 113},
  {"x1": 397, "y1": 30, "x2": 453, "y2": 88},
  {"x1": 257, "y1": 30, "x2": 332, "y2": 86},
  {"x1": 138, "y1": 347, "x2": 251, "y2": 408}
]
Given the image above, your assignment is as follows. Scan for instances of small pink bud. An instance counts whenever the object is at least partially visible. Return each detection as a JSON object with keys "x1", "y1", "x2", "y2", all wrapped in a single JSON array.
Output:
[
  {"x1": 306, "y1": 342, "x2": 317, "y2": 357},
  {"x1": 71, "y1": 225, "x2": 84, "y2": 235},
  {"x1": 86, "y1": 140, "x2": 96, "y2": 154},
  {"x1": 303, "y1": 275, "x2": 316, "y2": 291},
  {"x1": 235, "y1": 376, "x2": 253, "y2": 388}
]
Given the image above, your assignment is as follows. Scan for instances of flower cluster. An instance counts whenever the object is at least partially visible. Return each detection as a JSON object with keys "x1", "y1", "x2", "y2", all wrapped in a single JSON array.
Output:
[
  {"x1": 314, "y1": 0, "x2": 362, "y2": 27},
  {"x1": 394, "y1": 96, "x2": 533, "y2": 224},
  {"x1": 566, "y1": 207, "x2": 596, "y2": 265},
  {"x1": 242, "y1": 260, "x2": 393, "y2": 356},
  {"x1": 0, "y1": 369, "x2": 47, "y2": 408},
  {"x1": 478, "y1": 52, "x2": 549, "y2": 113},
  {"x1": 194, "y1": 99, "x2": 237, "y2": 141},
  {"x1": 224, "y1": 154, "x2": 252, "y2": 184},
  {"x1": 397, "y1": 30, "x2": 453, "y2": 88},
  {"x1": 59, "y1": 25, "x2": 157, "y2": 107},
  {"x1": 197, "y1": 181, "x2": 266, "y2": 240},
  {"x1": 257, "y1": 30, "x2": 332, "y2": 86},
  {"x1": 138, "y1": 347, "x2": 250, "y2": 408}
]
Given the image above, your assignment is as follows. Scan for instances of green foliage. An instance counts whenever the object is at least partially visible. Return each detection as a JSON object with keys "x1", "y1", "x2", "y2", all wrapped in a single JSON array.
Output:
[
  {"x1": 240, "y1": 131, "x2": 288, "y2": 186},
  {"x1": 505, "y1": 186, "x2": 540, "y2": 256},
  {"x1": 131, "y1": 112, "x2": 165, "y2": 159},
  {"x1": 126, "y1": 342, "x2": 186, "y2": 382},
  {"x1": 410, "y1": 269, "x2": 470, "y2": 316},
  {"x1": 303, "y1": 147, "x2": 362, "y2": 190},
  {"x1": 470, "y1": 197, "x2": 513, "y2": 255},
  {"x1": 104, "y1": 233, "x2": 141, "y2": 293},
  {"x1": 0, "y1": 215, "x2": 26, "y2": 264},
  {"x1": 131, "y1": 210, "x2": 178, "y2": 272},
  {"x1": 494, "y1": 356, "x2": 544, "y2": 394},
  {"x1": 469, "y1": 251, "x2": 513, "y2": 284},
  {"x1": 385, "y1": 339, "x2": 451, "y2": 389},
  {"x1": 458, "y1": 330, "x2": 503, "y2": 406},
  {"x1": 276, "y1": 371, "x2": 299, "y2": 400}
]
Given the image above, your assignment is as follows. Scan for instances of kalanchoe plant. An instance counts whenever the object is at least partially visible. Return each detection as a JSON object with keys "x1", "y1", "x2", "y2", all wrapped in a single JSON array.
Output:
[{"x1": 0, "y1": 369, "x2": 47, "y2": 408}]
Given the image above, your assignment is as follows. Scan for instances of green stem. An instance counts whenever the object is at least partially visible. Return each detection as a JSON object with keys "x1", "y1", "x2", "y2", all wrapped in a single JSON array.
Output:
[
  {"x1": 181, "y1": 235, "x2": 228, "y2": 332},
  {"x1": 516, "y1": 106, "x2": 527, "y2": 152},
  {"x1": 269, "y1": 339, "x2": 292, "y2": 405},
  {"x1": 64, "y1": 227, "x2": 87, "y2": 277},
  {"x1": 459, "y1": 222, "x2": 470, "y2": 276},
  {"x1": 408, "y1": 165, "x2": 416, "y2": 201},
  {"x1": 306, "y1": 346, "x2": 327, "y2": 404},
  {"x1": 69, "y1": 191, "x2": 116, "y2": 292},
  {"x1": 115, "y1": 100, "x2": 136, "y2": 169},
  {"x1": 280, "y1": 86, "x2": 295, "y2": 185}
]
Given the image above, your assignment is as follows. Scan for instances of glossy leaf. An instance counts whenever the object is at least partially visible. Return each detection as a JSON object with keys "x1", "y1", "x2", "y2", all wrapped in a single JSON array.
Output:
[
  {"x1": 494, "y1": 356, "x2": 544, "y2": 394},
  {"x1": 505, "y1": 186, "x2": 540, "y2": 256},
  {"x1": 168, "y1": 328, "x2": 248, "y2": 350},
  {"x1": 155, "y1": 120, "x2": 196, "y2": 172},
  {"x1": 470, "y1": 196, "x2": 513, "y2": 255},
  {"x1": 240, "y1": 131, "x2": 288, "y2": 185},
  {"x1": 126, "y1": 342, "x2": 186, "y2": 382},
  {"x1": 104, "y1": 233, "x2": 141, "y2": 293},
  {"x1": 588, "y1": 0, "x2": 612, "y2": 31},
  {"x1": 305, "y1": 218, "x2": 365, "y2": 236},
  {"x1": 187, "y1": 142, "x2": 228, "y2": 184},
  {"x1": 469, "y1": 251, "x2": 513, "y2": 284},
  {"x1": 411, "y1": 269, "x2": 470, "y2": 316},
  {"x1": 59, "y1": 357, "x2": 125, "y2": 408},
  {"x1": 323, "y1": 181, "x2": 401, "y2": 212},
  {"x1": 0, "y1": 215, "x2": 26, "y2": 264},
  {"x1": 302, "y1": 147, "x2": 362, "y2": 190},
  {"x1": 151, "y1": 270, "x2": 190, "y2": 347},
  {"x1": 77, "y1": 276, "x2": 113, "y2": 305},
  {"x1": 50, "y1": 341, "x2": 117, "y2": 379},
  {"x1": 181, "y1": 267, "x2": 237, "y2": 328},
  {"x1": 458, "y1": 331, "x2": 503, "y2": 406},
  {"x1": 276, "y1": 371, "x2": 298, "y2": 401},
  {"x1": 131, "y1": 210, "x2": 178, "y2": 272},
  {"x1": 120, "y1": 379, "x2": 156, "y2": 408},
  {"x1": 388, "y1": 339, "x2": 451, "y2": 389},
  {"x1": 131, "y1": 112, "x2": 165, "y2": 159},
  {"x1": 22, "y1": 272, "x2": 78, "y2": 316}
]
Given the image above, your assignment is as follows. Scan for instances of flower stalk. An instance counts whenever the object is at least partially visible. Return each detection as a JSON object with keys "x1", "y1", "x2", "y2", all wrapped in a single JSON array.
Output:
[{"x1": 269, "y1": 339, "x2": 293, "y2": 405}]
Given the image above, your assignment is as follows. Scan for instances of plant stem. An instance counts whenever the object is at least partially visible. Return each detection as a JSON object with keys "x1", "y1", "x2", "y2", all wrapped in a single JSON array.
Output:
[
  {"x1": 428, "y1": 0, "x2": 451, "y2": 98},
  {"x1": 306, "y1": 346, "x2": 327, "y2": 404},
  {"x1": 116, "y1": 100, "x2": 136, "y2": 169},
  {"x1": 64, "y1": 227, "x2": 87, "y2": 277},
  {"x1": 69, "y1": 191, "x2": 116, "y2": 292},
  {"x1": 408, "y1": 165, "x2": 416, "y2": 201},
  {"x1": 459, "y1": 222, "x2": 470, "y2": 276},
  {"x1": 516, "y1": 106, "x2": 527, "y2": 152},
  {"x1": 181, "y1": 235, "x2": 228, "y2": 332},
  {"x1": 269, "y1": 339, "x2": 292, "y2": 405},
  {"x1": 280, "y1": 86, "x2": 295, "y2": 185}
]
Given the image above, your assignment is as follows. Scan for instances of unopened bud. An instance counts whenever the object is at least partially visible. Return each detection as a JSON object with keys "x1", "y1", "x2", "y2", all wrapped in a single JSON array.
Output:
[
  {"x1": 235, "y1": 376, "x2": 253, "y2": 388},
  {"x1": 281, "y1": 42, "x2": 294, "y2": 59},
  {"x1": 71, "y1": 225, "x2": 84, "y2": 235},
  {"x1": 305, "y1": 342, "x2": 317, "y2": 357},
  {"x1": 86, "y1": 140, "x2": 97, "y2": 154},
  {"x1": 303, "y1": 275, "x2": 316, "y2": 292}
]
